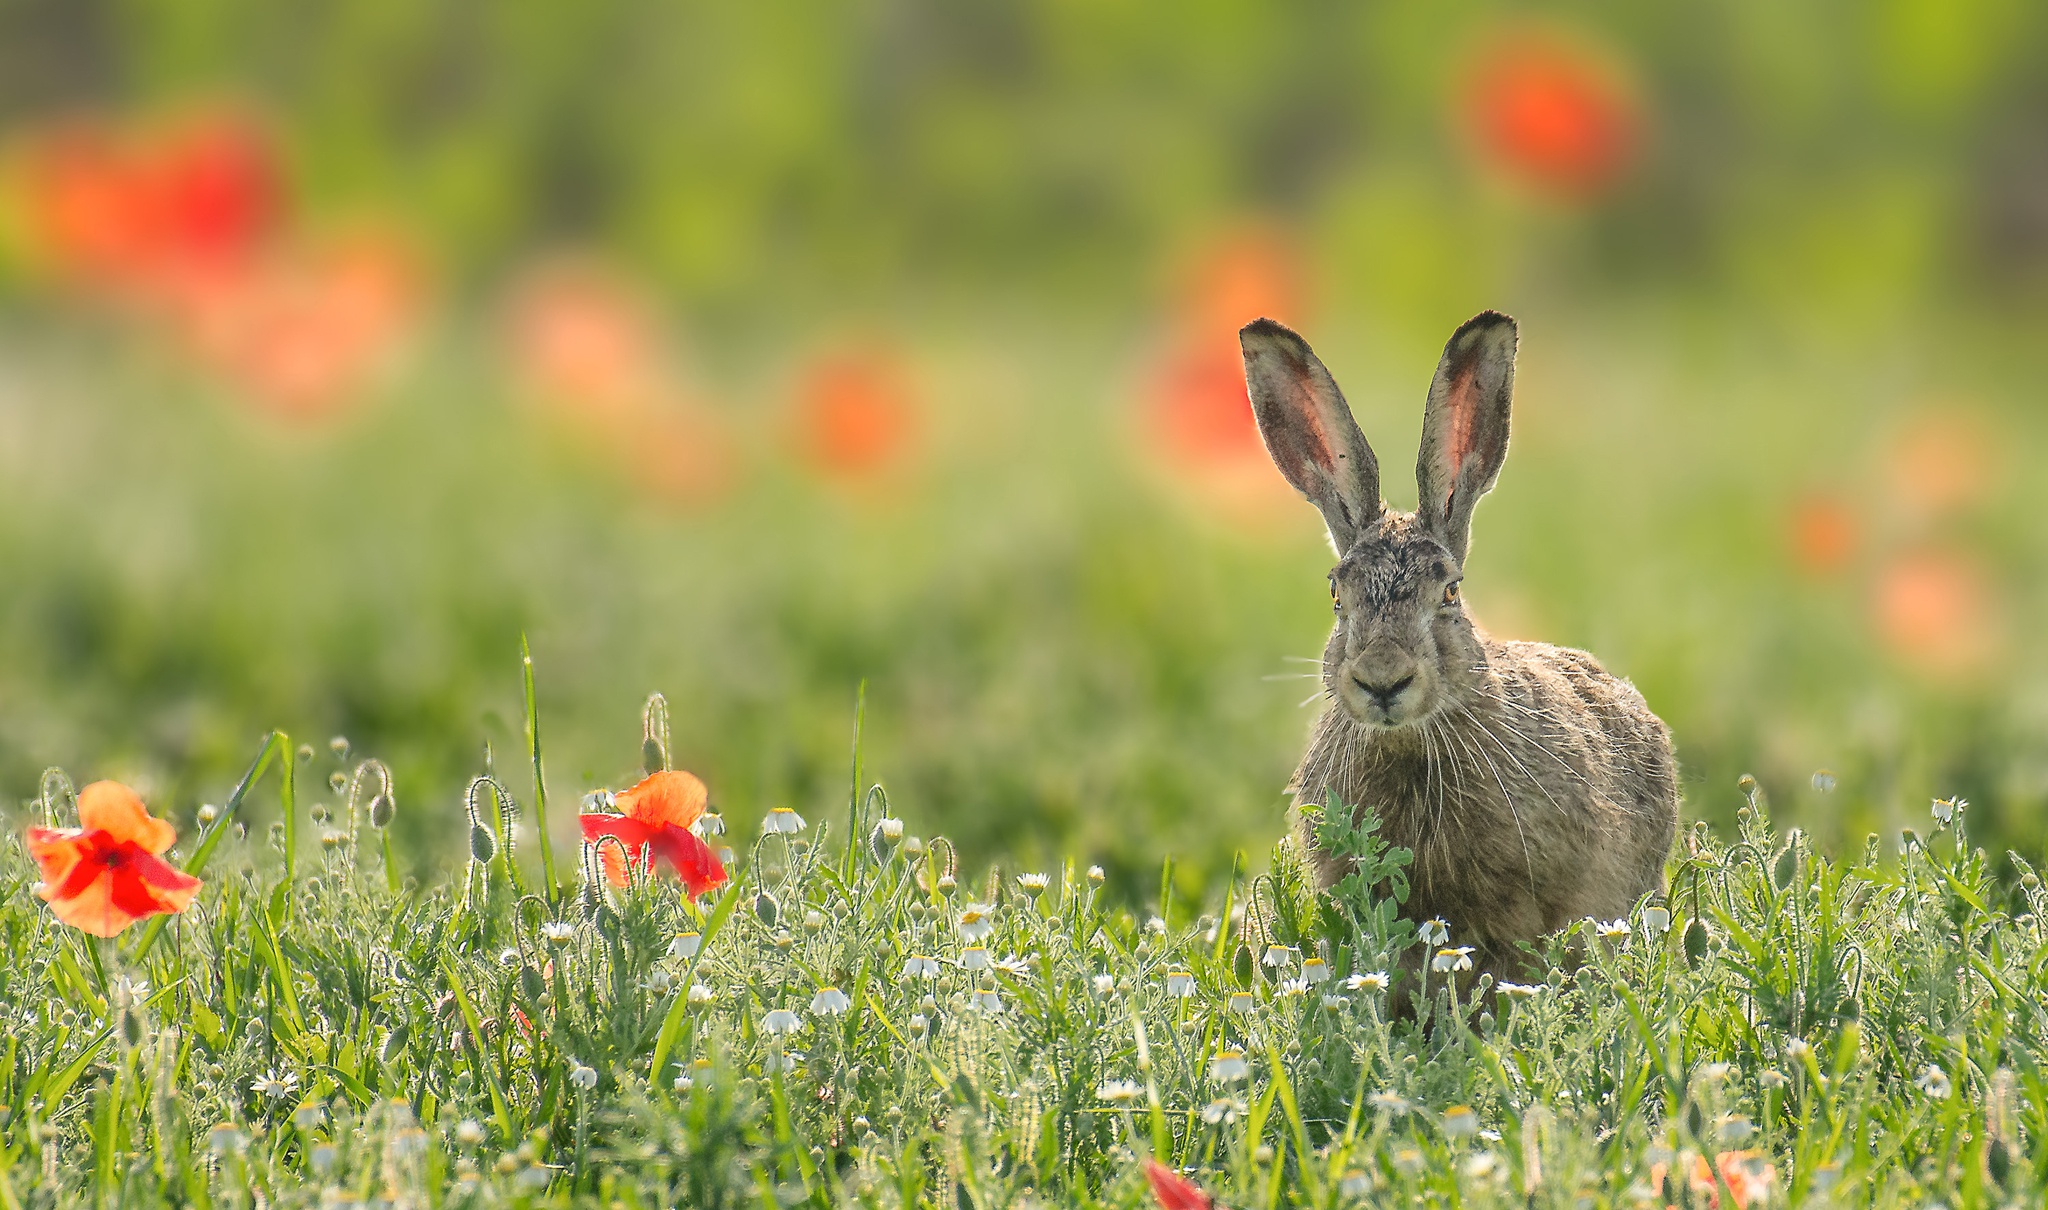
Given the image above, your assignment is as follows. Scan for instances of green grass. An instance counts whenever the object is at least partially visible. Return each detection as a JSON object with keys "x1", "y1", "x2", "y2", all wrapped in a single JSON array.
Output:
[{"x1": 2, "y1": 694, "x2": 2044, "y2": 1207}]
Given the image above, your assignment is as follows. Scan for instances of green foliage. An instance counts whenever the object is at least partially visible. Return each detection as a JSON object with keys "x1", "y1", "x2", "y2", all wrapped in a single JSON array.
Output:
[{"x1": 1, "y1": 716, "x2": 2046, "y2": 1206}]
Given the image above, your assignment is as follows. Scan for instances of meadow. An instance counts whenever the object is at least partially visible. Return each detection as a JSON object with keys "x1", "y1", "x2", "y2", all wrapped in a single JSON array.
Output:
[
  {"x1": 0, "y1": 697, "x2": 2040, "y2": 1207},
  {"x1": 3, "y1": 2, "x2": 2048, "y2": 1203}
]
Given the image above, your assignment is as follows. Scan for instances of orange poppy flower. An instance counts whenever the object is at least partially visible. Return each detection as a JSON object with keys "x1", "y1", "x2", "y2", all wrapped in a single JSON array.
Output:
[
  {"x1": 793, "y1": 347, "x2": 920, "y2": 481},
  {"x1": 25, "y1": 781, "x2": 202, "y2": 938},
  {"x1": 578, "y1": 770, "x2": 728, "y2": 896},
  {"x1": 1143, "y1": 1160, "x2": 1214, "y2": 1210}
]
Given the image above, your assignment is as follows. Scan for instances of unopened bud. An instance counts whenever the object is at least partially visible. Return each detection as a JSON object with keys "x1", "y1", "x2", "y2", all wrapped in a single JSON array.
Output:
[
  {"x1": 369, "y1": 794, "x2": 395, "y2": 829},
  {"x1": 642, "y1": 736, "x2": 666, "y2": 776},
  {"x1": 470, "y1": 824, "x2": 498, "y2": 864},
  {"x1": 754, "y1": 891, "x2": 780, "y2": 929}
]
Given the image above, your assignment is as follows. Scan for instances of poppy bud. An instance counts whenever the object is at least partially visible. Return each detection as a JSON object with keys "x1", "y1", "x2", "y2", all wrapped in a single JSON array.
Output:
[
  {"x1": 520, "y1": 966, "x2": 546, "y2": 1003},
  {"x1": 1683, "y1": 918, "x2": 1709, "y2": 968},
  {"x1": 642, "y1": 736, "x2": 666, "y2": 776},
  {"x1": 754, "y1": 890, "x2": 780, "y2": 928},
  {"x1": 369, "y1": 794, "x2": 395, "y2": 829},
  {"x1": 1233, "y1": 943, "x2": 1255, "y2": 989},
  {"x1": 121, "y1": 1009, "x2": 146, "y2": 1049},
  {"x1": 380, "y1": 1023, "x2": 410, "y2": 1064},
  {"x1": 470, "y1": 823, "x2": 497, "y2": 864}
]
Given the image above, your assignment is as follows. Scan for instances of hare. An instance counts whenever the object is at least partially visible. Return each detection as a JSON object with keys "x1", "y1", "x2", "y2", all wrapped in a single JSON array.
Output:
[{"x1": 1241, "y1": 312, "x2": 1677, "y2": 976}]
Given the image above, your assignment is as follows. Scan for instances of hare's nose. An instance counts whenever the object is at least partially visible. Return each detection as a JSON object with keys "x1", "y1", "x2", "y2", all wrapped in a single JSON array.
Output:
[{"x1": 1351, "y1": 672, "x2": 1415, "y2": 710}]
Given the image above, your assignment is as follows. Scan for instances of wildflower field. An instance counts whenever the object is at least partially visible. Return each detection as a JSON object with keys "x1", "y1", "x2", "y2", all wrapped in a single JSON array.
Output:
[{"x1": 1, "y1": 678, "x2": 2043, "y2": 1208}]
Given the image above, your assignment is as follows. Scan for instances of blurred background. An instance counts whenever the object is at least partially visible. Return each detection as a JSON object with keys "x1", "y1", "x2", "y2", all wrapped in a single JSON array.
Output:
[{"x1": 1, "y1": 0, "x2": 2045, "y2": 894}]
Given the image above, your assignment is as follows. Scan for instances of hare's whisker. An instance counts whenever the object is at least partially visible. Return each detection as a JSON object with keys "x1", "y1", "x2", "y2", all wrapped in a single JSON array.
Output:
[
  {"x1": 1450, "y1": 711, "x2": 1538, "y2": 899},
  {"x1": 1264, "y1": 672, "x2": 1323, "y2": 681}
]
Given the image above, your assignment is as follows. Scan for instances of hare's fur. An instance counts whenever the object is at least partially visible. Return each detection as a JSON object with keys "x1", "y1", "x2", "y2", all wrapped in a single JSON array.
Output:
[{"x1": 1242, "y1": 313, "x2": 1678, "y2": 970}]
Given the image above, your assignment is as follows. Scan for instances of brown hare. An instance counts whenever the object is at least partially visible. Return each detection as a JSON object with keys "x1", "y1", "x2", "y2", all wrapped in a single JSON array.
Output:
[{"x1": 1241, "y1": 312, "x2": 1677, "y2": 979}]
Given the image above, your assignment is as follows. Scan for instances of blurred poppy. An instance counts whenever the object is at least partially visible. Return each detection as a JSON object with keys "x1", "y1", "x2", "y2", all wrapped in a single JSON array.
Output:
[
  {"x1": 1178, "y1": 227, "x2": 1306, "y2": 343},
  {"x1": 1788, "y1": 493, "x2": 1858, "y2": 576},
  {"x1": 1149, "y1": 228, "x2": 1307, "y2": 473},
  {"x1": 1143, "y1": 1160, "x2": 1213, "y2": 1210},
  {"x1": 793, "y1": 346, "x2": 919, "y2": 481},
  {"x1": 1886, "y1": 409, "x2": 1997, "y2": 520},
  {"x1": 1873, "y1": 548, "x2": 1999, "y2": 679},
  {"x1": 579, "y1": 770, "x2": 728, "y2": 896},
  {"x1": 143, "y1": 111, "x2": 281, "y2": 273},
  {"x1": 1461, "y1": 27, "x2": 1644, "y2": 201},
  {"x1": 625, "y1": 409, "x2": 739, "y2": 506},
  {"x1": 505, "y1": 260, "x2": 668, "y2": 423},
  {"x1": 25, "y1": 780, "x2": 202, "y2": 938},
  {"x1": 179, "y1": 228, "x2": 423, "y2": 422},
  {"x1": 1647, "y1": 1149, "x2": 1776, "y2": 1209},
  {"x1": 13, "y1": 108, "x2": 280, "y2": 298}
]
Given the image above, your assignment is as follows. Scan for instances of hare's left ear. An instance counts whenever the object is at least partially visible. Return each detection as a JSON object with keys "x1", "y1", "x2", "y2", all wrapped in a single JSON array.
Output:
[{"x1": 1416, "y1": 311, "x2": 1516, "y2": 565}]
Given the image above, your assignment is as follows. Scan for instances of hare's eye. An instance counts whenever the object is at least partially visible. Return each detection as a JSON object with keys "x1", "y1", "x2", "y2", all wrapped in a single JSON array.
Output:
[
  {"x1": 1329, "y1": 578, "x2": 1340, "y2": 612},
  {"x1": 1441, "y1": 581, "x2": 1461, "y2": 607}
]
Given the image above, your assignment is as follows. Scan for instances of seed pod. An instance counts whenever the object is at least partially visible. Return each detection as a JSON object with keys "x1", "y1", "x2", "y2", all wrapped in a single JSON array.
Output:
[
  {"x1": 1684, "y1": 918, "x2": 1710, "y2": 968},
  {"x1": 369, "y1": 794, "x2": 395, "y2": 829},
  {"x1": 470, "y1": 823, "x2": 497, "y2": 865},
  {"x1": 1233, "y1": 943, "x2": 1255, "y2": 990}
]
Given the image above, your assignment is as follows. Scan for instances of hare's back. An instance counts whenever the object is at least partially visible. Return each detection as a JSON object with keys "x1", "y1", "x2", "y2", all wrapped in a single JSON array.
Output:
[{"x1": 1488, "y1": 640, "x2": 1679, "y2": 839}]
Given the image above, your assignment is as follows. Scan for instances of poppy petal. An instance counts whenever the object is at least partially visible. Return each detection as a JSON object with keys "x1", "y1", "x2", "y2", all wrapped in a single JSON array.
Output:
[
  {"x1": 130, "y1": 848, "x2": 202, "y2": 906},
  {"x1": 77, "y1": 781, "x2": 177, "y2": 853},
  {"x1": 1144, "y1": 1160, "x2": 1214, "y2": 1210},
  {"x1": 44, "y1": 869, "x2": 143, "y2": 938},
  {"x1": 48, "y1": 837, "x2": 115, "y2": 903},
  {"x1": 596, "y1": 840, "x2": 632, "y2": 889},
  {"x1": 614, "y1": 770, "x2": 707, "y2": 830},
  {"x1": 25, "y1": 827, "x2": 89, "y2": 890},
  {"x1": 580, "y1": 813, "x2": 655, "y2": 851},
  {"x1": 649, "y1": 826, "x2": 729, "y2": 897}
]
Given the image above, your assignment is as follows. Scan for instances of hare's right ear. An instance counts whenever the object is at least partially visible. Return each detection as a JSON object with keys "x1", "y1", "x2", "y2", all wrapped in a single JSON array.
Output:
[{"x1": 1240, "y1": 318, "x2": 1382, "y2": 551}]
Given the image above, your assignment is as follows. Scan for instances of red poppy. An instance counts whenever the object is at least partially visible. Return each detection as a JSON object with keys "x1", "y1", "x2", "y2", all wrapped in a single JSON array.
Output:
[
  {"x1": 579, "y1": 770, "x2": 728, "y2": 896},
  {"x1": 794, "y1": 347, "x2": 919, "y2": 480},
  {"x1": 1788, "y1": 493, "x2": 1858, "y2": 576},
  {"x1": 179, "y1": 227, "x2": 422, "y2": 421},
  {"x1": 14, "y1": 109, "x2": 280, "y2": 297},
  {"x1": 505, "y1": 260, "x2": 667, "y2": 422},
  {"x1": 25, "y1": 781, "x2": 202, "y2": 938},
  {"x1": 1143, "y1": 1160, "x2": 1214, "y2": 1210},
  {"x1": 1462, "y1": 28, "x2": 1643, "y2": 201},
  {"x1": 1648, "y1": 1149, "x2": 1777, "y2": 1209},
  {"x1": 1873, "y1": 548, "x2": 1997, "y2": 678}
]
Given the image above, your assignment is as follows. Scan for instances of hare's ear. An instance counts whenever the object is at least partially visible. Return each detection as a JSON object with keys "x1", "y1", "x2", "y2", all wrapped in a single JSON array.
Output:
[
  {"x1": 1415, "y1": 311, "x2": 1516, "y2": 565},
  {"x1": 1240, "y1": 318, "x2": 1382, "y2": 551}
]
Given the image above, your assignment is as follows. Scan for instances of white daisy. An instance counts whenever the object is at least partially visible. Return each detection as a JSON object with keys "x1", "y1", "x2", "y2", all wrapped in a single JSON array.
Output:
[
  {"x1": 1419, "y1": 917, "x2": 1451, "y2": 946},
  {"x1": 959, "y1": 946, "x2": 992, "y2": 971},
  {"x1": 958, "y1": 904, "x2": 996, "y2": 941},
  {"x1": 1300, "y1": 957, "x2": 1330, "y2": 985},
  {"x1": 1432, "y1": 946, "x2": 1475, "y2": 973},
  {"x1": 1163, "y1": 970, "x2": 1196, "y2": 997},
  {"x1": 809, "y1": 987, "x2": 851, "y2": 1015},
  {"x1": 1096, "y1": 1079, "x2": 1143, "y2": 1103},
  {"x1": 903, "y1": 954, "x2": 941, "y2": 978},
  {"x1": 762, "y1": 807, "x2": 807, "y2": 834},
  {"x1": 762, "y1": 1008, "x2": 802, "y2": 1035},
  {"x1": 1345, "y1": 970, "x2": 1390, "y2": 992},
  {"x1": 1210, "y1": 1049, "x2": 1250, "y2": 1083}
]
